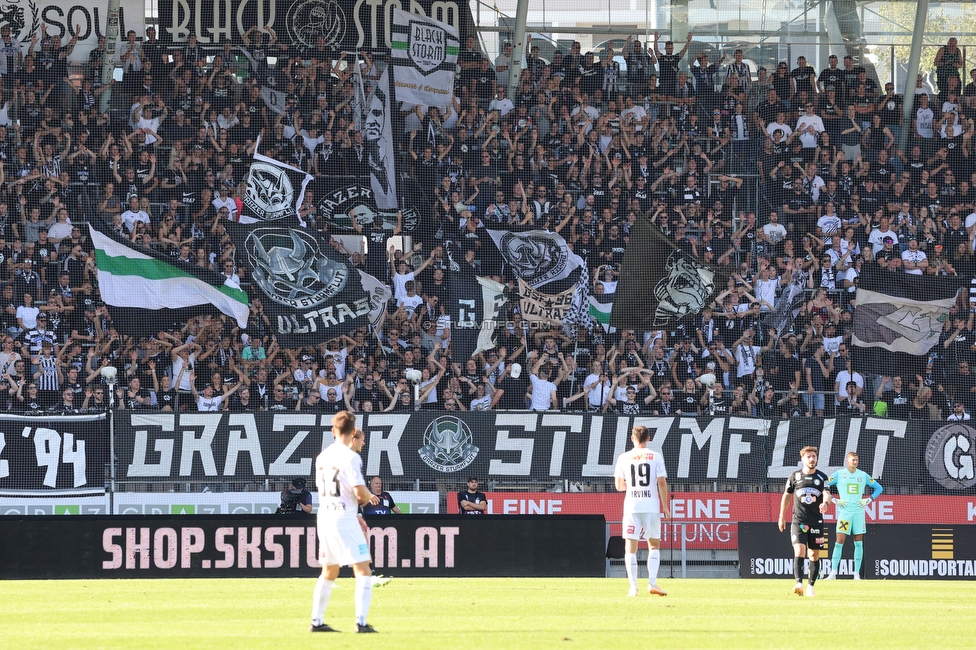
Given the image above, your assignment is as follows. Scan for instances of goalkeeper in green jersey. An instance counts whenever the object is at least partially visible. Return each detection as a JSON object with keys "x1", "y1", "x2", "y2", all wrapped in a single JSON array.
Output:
[{"x1": 825, "y1": 451, "x2": 883, "y2": 580}]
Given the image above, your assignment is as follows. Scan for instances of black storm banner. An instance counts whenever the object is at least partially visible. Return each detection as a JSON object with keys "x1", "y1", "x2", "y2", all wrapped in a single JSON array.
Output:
[
  {"x1": 157, "y1": 0, "x2": 473, "y2": 51},
  {"x1": 0, "y1": 414, "x2": 108, "y2": 492},
  {"x1": 92, "y1": 413, "x2": 976, "y2": 493}
]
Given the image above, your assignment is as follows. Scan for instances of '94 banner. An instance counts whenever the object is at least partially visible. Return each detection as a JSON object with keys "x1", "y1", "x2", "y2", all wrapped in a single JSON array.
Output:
[{"x1": 0, "y1": 414, "x2": 108, "y2": 492}]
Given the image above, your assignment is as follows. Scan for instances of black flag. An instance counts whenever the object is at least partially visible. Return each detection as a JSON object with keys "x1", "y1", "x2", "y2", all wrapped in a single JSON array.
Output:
[{"x1": 611, "y1": 216, "x2": 726, "y2": 330}]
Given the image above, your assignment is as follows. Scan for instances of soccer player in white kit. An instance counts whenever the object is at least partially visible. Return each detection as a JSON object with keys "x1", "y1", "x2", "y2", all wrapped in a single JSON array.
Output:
[
  {"x1": 310, "y1": 411, "x2": 382, "y2": 633},
  {"x1": 614, "y1": 425, "x2": 670, "y2": 597}
]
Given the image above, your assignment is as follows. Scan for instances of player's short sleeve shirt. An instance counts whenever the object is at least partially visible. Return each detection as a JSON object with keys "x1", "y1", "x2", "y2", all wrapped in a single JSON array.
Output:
[
  {"x1": 316, "y1": 441, "x2": 365, "y2": 521},
  {"x1": 614, "y1": 447, "x2": 668, "y2": 515},
  {"x1": 785, "y1": 469, "x2": 830, "y2": 524},
  {"x1": 828, "y1": 468, "x2": 877, "y2": 511}
]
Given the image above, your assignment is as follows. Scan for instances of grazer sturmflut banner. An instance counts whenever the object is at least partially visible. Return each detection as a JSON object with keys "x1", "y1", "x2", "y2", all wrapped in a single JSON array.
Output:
[
  {"x1": 231, "y1": 145, "x2": 389, "y2": 344},
  {"x1": 391, "y1": 8, "x2": 459, "y2": 108},
  {"x1": 158, "y1": 0, "x2": 472, "y2": 50},
  {"x1": 71, "y1": 412, "x2": 976, "y2": 494},
  {"x1": 0, "y1": 413, "x2": 108, "y2": 492}
]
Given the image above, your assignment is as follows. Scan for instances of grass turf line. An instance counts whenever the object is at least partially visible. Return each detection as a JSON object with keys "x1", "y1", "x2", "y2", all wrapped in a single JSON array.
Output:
[{"x1": 1, "y1": 577, "x2": 973, "y2": 649}]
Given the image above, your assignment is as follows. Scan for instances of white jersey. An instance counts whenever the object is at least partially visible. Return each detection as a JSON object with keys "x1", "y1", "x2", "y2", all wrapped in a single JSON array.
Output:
[
  {"x1": 315, "y1": 441, "x2": 365, "y2": 520},
  {"x1": 614, "y1": 446, "x2": 668, "y2": 514}
]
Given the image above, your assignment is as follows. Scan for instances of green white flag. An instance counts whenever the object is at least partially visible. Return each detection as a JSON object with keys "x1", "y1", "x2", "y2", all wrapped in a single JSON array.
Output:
[{"x1": 90, "y1": 226, "x2": 249, "y2": 328}]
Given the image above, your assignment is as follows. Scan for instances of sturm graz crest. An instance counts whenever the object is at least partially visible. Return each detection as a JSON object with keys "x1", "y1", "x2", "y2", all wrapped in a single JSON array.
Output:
[
  {"x1": 245, "y1": 228, "x2": 348, "y2": 309},
  {"x1": 498, "y1": 232, "x2": 567, "y2": 286},
  {"x1": 418, "y1": 416, "x2": 478, "y2": 473},
  {"x1": 653, "y1": 250, "x2": 715, "y2": 326},
  {"x1": 286, "y1": 0, "x2": 346, "y2": 49},
  {"x1": 244, "y1": 162, "x2": 295, "y2": 221},
  {"x1": 407, "y1": 19, "x2": 446, "y2": 73}
]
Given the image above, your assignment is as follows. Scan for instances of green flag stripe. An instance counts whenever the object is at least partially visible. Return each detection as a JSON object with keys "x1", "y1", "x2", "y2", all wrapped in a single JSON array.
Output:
[
  {"x1": 391, "y1": 41, "x2": 409, "y2": 50},
  {"x1": 95, "y1": 250, "x2": 248, "y2": 304}
]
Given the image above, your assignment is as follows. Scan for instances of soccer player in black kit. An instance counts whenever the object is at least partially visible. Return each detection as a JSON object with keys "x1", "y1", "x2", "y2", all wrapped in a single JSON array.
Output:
[{"x1": 778, "y1": 445, "x2": 833, "y2": 597}]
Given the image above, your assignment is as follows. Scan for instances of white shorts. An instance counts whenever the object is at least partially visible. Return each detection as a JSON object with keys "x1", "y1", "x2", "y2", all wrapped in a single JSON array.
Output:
[
  {"x1": 317, "y1": 516, "x2": 371, "y2": 567},
  {"x1": 622, "y1": 512, "x2": 662, "y2": 542}
]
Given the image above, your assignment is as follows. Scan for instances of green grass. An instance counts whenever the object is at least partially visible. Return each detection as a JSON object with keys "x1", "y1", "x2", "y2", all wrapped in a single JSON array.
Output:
[{"x1": 1, "y1": 577, "x2": 973, "y2": 649}]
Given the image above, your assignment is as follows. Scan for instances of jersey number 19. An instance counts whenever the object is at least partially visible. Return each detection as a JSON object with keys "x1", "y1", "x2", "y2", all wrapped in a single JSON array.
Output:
[{"x1": 630, "y1": 463, "x2": 651, "y2": 487}]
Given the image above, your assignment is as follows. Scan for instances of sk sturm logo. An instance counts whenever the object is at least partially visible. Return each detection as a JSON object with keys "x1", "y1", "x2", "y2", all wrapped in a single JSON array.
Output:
[
  {"x1": 408, "y1": 20, "x2": 447, "y2": 73},
  {"x1": 245, "y1": 228, "x2": 349, "y2": 309},
  {"x1": 926, "y1": 423, "x2": 976, "y2": 489},
  {"x1": 654, "y1": 250, "x2": 715, "y2": 326},
  {"x1": 243, "y1": 162, "x2": 295, "y2": 221},
  {"x1": 419, "y1": 416, "x2": 479, "y2": 473},
  {"x1": 286, "y1": 0, "x2": 346, "y2": 48}
]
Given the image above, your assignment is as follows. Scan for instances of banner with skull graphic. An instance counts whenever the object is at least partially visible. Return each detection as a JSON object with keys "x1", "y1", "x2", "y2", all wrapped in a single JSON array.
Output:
[
  {"x1": 611, "y1": 215, "x2": 727, "y2": 331},
  {"x1": 231, "y1": 145, "x2": 389, "y2": 345}
]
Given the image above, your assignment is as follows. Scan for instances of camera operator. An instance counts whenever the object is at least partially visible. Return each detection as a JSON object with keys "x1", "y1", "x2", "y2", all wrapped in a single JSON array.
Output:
[{"x1": 277, "y1": 477, "x2": 312, "y2": 514}]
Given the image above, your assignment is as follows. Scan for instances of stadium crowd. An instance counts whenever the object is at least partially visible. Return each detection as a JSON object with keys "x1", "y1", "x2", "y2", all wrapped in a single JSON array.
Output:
[{"x1": 0, "y1": 24, "x2": 973, "y2": 420}]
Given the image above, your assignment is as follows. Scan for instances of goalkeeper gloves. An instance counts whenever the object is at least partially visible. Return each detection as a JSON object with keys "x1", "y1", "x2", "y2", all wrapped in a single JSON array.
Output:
[
  {"x1": 836, "y1": 499, "x2": 848, "y2": 507},
  {"x1": 858, "y1": 497, "x2": 872, "y2": 507}
]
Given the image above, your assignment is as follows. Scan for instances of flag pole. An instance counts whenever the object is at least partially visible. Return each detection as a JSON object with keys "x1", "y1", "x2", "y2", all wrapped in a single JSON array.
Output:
[{"x1": 99, "y1": 0, "x2": 122, "y2": 114}]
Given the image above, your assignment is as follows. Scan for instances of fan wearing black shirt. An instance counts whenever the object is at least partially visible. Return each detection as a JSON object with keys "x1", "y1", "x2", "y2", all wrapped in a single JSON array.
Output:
[{"x1": 778, "y1": 446, "x2": 832, "y2": 597}]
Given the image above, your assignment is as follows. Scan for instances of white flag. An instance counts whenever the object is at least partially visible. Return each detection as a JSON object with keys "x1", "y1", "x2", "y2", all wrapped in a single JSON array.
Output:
[{"x1": 391, "y1": 9, "x2": 459, "y2": 108}]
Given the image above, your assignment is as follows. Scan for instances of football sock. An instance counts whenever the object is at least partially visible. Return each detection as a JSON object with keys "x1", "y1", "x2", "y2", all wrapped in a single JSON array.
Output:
[
  {"x1": 808, "y1": 557, "x2": 819, "y2": 585},
  {"x1": 625, "y1": 553, "x2": 638, "y2": 590},
  {"x1": 831, "y1": 539, "x2": 845, "y2": 574},
  {"x1": 793, "y1": 557, "x2": 804, "y2": 582},
  {"x1": 853, "y1": 541, "x2": 864, "y2": 577},
  {"x1": 311, "y1": 576, "x2": 333, "y2": 625},
  {"x1": 355, "y1": 575, "x2": 373, "y2": 626},
  {"x1": 647, "y1": 549, "x2": 661, "y2": 587}
]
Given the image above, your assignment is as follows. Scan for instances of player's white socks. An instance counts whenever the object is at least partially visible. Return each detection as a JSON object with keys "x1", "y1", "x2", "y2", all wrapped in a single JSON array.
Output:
[
  {"x1": 647, "y1": 549, "x2": 661, "y2": 586},
  {"x1": 625, "y1": 553, "x2": 638, "y2": 590},
  {"x1": 311, "y1": 576, "x2": 334, "y2": 626},
  {"x1": 355, "y1": 575, "x2": 373, "y2": 626},
  {"x1": 853, "y1": 541, "x2": 864, "y2": 576}
]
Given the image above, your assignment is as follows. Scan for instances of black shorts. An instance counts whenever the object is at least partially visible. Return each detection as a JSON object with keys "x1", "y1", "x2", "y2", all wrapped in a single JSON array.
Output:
[{"x1": 790, "y1": 523, "x2": 828, "y2": 551}]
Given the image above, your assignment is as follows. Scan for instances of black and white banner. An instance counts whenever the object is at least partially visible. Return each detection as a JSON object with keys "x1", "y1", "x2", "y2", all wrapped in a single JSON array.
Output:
[
  {"x1": 97, "y1": 412, "x2": 976, "y2": 494},
  {"x1": 0, "y1": 514, "x2": 604, "y2": 578},
  {"x1": 157, "y1": 0, "x2": 470, "y2": 51},
  {"x1": 486, "y1": 229, "x2": 584, "y2": 290},
  {"x1": 231, "y1": 146, "x2": 389, "y2": 343},
  {"x1": 315, "y1": 182, "x2": 421, "y2": 234},
  {"x1": 740, "y1": 522, "x2": 976, "y2": 580},
  {"x1": 449, "y1": 259, "x2": 508, "y2": 361},
  {"x1": 0, "y1": 414, "x2": 108, "y2": 492},
  {"x1": 1, "y1": 0, "x2": 143, "y2": 60}
]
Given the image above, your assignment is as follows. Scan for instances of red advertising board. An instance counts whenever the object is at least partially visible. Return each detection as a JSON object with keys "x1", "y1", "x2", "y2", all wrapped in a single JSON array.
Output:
[{"x1": 448, "y1": 492, "x2": 976, "y2": 550}]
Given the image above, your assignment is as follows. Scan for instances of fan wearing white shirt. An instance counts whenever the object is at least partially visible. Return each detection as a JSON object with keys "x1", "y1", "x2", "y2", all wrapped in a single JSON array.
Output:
[{"x1": 901, "y1": 237, "x2": 928, "y2": 274}]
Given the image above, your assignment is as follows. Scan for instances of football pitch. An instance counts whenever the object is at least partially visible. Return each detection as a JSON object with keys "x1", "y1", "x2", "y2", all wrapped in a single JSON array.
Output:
[{"x1": 2, "y1": 577, "x2": 973, "y2": 649}]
